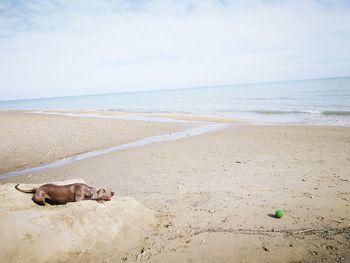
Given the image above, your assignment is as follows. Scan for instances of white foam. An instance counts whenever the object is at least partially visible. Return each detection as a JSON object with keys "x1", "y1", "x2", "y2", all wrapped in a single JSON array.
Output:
[{"x1": 29, "y1": 111, "x2": 204, "y2": 124}]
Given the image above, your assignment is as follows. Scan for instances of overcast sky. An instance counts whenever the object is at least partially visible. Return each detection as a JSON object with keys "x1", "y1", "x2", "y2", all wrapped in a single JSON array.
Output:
[{"x1": 0, "y1": 0, "x2": 350, "y2": 100}]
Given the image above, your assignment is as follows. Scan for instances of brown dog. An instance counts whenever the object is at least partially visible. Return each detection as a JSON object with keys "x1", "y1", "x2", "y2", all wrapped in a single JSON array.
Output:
[{"x1": 15, "y1": 183, "x2": 114, "y2": 205}]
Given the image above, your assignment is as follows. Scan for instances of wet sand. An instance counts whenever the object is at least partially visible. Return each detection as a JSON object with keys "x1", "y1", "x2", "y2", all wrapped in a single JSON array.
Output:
[
  {"x1": 0, "y1": 111, "x2": 189, "y2": 173},
  {"x1": 0, "y1": 111, "x2": 349, "y2": 262}
]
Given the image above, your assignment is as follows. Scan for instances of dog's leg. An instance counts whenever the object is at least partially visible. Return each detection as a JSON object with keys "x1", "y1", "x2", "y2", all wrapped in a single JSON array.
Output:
[
  {"x1": 32, "y1": 190, "x2": 46, "y2": 206},
  {"x1": 74, "y1": 189, "x2": 84, "y2": 202}
]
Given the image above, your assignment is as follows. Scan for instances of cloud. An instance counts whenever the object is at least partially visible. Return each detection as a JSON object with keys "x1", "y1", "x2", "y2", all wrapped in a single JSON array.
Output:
[{"x1": 0, "y1": 0, "x2": 350, "y2": 100}]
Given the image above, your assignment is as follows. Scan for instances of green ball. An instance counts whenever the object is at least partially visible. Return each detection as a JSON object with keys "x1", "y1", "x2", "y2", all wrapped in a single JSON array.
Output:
[{"x1": 275, "y1": 210, "x2": 284, "y2": 218}]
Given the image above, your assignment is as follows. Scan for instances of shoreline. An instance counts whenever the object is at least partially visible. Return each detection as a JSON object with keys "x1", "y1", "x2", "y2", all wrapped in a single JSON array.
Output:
[
  {"x1": 0, "y1": 123, "x2": 230, "y2": 179},
  {"x1": 0, "y1": 110, "x2": 234, "y2": 177},
  {"x1": 1, "y1": 110, "x2": 350, "y2": 179},
  {"x1": 0, "y1": 111, "x2": 194, "y2": 174},
  {"x1": 2, "y1": 108, "x2": 350, "y2": 127}
]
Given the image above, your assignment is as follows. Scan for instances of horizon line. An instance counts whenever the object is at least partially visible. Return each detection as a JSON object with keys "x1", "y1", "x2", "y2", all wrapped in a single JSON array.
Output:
[{"x1": 1, "y1": 74, "x2": 349, "y2": 103}]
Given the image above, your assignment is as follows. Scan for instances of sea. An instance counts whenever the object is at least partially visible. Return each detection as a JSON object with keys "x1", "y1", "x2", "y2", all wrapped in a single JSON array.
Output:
[{"x1": 1, "y1": 76, "x2": 350, "y2": 126}]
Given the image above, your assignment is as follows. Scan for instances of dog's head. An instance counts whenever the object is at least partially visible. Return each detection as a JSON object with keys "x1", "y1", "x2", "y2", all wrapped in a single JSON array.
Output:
[{"x1": 96, "y1": 188, "x2": 115, "y2": 201}]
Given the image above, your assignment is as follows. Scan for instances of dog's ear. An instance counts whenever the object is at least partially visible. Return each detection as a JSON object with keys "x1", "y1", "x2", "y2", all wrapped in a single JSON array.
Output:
[
  {"x1": 90, "y1": 188, "x2": 99, "y2": 199},
  {"x1": 96, "y1": 188, "x2": 106, "y2": 199},
  {"x1": 97, "y1": 189, "x2": 106, "y2": 195}
]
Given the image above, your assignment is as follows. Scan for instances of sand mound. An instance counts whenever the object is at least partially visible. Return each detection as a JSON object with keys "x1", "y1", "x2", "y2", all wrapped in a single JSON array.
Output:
[{"x1": 0, "y1": 180, "x2": 155, "y2": 263}]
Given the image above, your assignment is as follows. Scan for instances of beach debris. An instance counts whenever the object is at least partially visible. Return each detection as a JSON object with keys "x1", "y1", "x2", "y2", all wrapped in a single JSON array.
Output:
[
  {"x1": 291, "y1": 228, "x2": 318, "y2": 235},
  {"x1": 137, "y1": 248, "x2": 152, "y2": 261},
  {"x1": 177, "y1": 185, "x2": 183, "y2": 189},
  {"x1": 208, "y1": 209, "x2": 215, "y2": 214},
  {"x1": 304, "y1": 192, "x2": 314, "y2": 198},
  {"x1": 262, "y1": 246, "x2": 270, "y2": 252},
  {"x1": 235, "y1": 161, "x2": 241, "y2": 163},
  {"x1": 164, "y1": 222, "x2": 173, "y2": 228},
  {"x1": 221, "y1": 216, "x2": 228, "y2": 223},
  {"x1": 274, "y1": 210, "x2": 284, "y2": 218},
  {"x1": 78, "y1": 249, "x2": 86, "y2": 257}
]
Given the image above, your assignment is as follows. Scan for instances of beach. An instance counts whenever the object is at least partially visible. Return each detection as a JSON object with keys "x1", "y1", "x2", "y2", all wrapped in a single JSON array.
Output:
[{"x1": 0, "y1": 111, "x2": 349, "y2": 262}]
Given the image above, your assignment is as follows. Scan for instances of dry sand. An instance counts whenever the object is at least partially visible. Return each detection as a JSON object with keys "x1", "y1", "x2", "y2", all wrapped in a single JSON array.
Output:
[
  {"x1": 0, "y1": 111, "x2": 349, "y2": 262},
  {"x1": 0, "y1": 179, "x2": 155, "y2": 263}
]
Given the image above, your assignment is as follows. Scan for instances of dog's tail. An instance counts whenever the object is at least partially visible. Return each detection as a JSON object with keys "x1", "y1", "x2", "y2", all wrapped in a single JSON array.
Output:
[{"x1": 15, "y1": 184, "x2": 36, "y2": 194}]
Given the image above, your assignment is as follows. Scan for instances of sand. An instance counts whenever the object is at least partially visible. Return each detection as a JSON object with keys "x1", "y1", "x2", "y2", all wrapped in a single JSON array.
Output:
[
  {"x1": 0, "y1": 179, "x2": 155, "y2": 263},
  {"x1": 0, "y1": 111, "x2": 349, "y2": 262},
  {"x1": 0, "y1": 111, "x2": 189, "y2": 173}
]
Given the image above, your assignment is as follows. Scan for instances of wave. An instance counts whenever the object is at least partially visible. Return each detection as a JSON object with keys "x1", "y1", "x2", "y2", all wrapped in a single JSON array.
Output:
[
  {"x1": 322, "y1": 111, "x2": 350, "y2": 116},
  {"x1": 251, "y1": 110, "x2": 350, "y2": 116},
  {"x1": 102, "y1": 108, "x2": 350, "y2": 117},
  {"x1": 100, "y1": 108, "x2": 195, "y2": 115},
  {"x1": 251, "y1": 110, "x2": 321, "y2": 115},
  {"x1": 244, "y1": 97, "x2": 298, "y2": 101}
]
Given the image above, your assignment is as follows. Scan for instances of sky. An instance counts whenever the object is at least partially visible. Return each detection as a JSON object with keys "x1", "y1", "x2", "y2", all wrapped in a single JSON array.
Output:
[{"x1": 0, "y1": 0, "x2": 350, "y2": 101}]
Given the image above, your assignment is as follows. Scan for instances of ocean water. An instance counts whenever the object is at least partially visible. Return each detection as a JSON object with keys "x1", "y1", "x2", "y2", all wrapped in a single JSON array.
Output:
[{"x1": 1, "y1": 76, "x2": 350, "y2": 125}]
